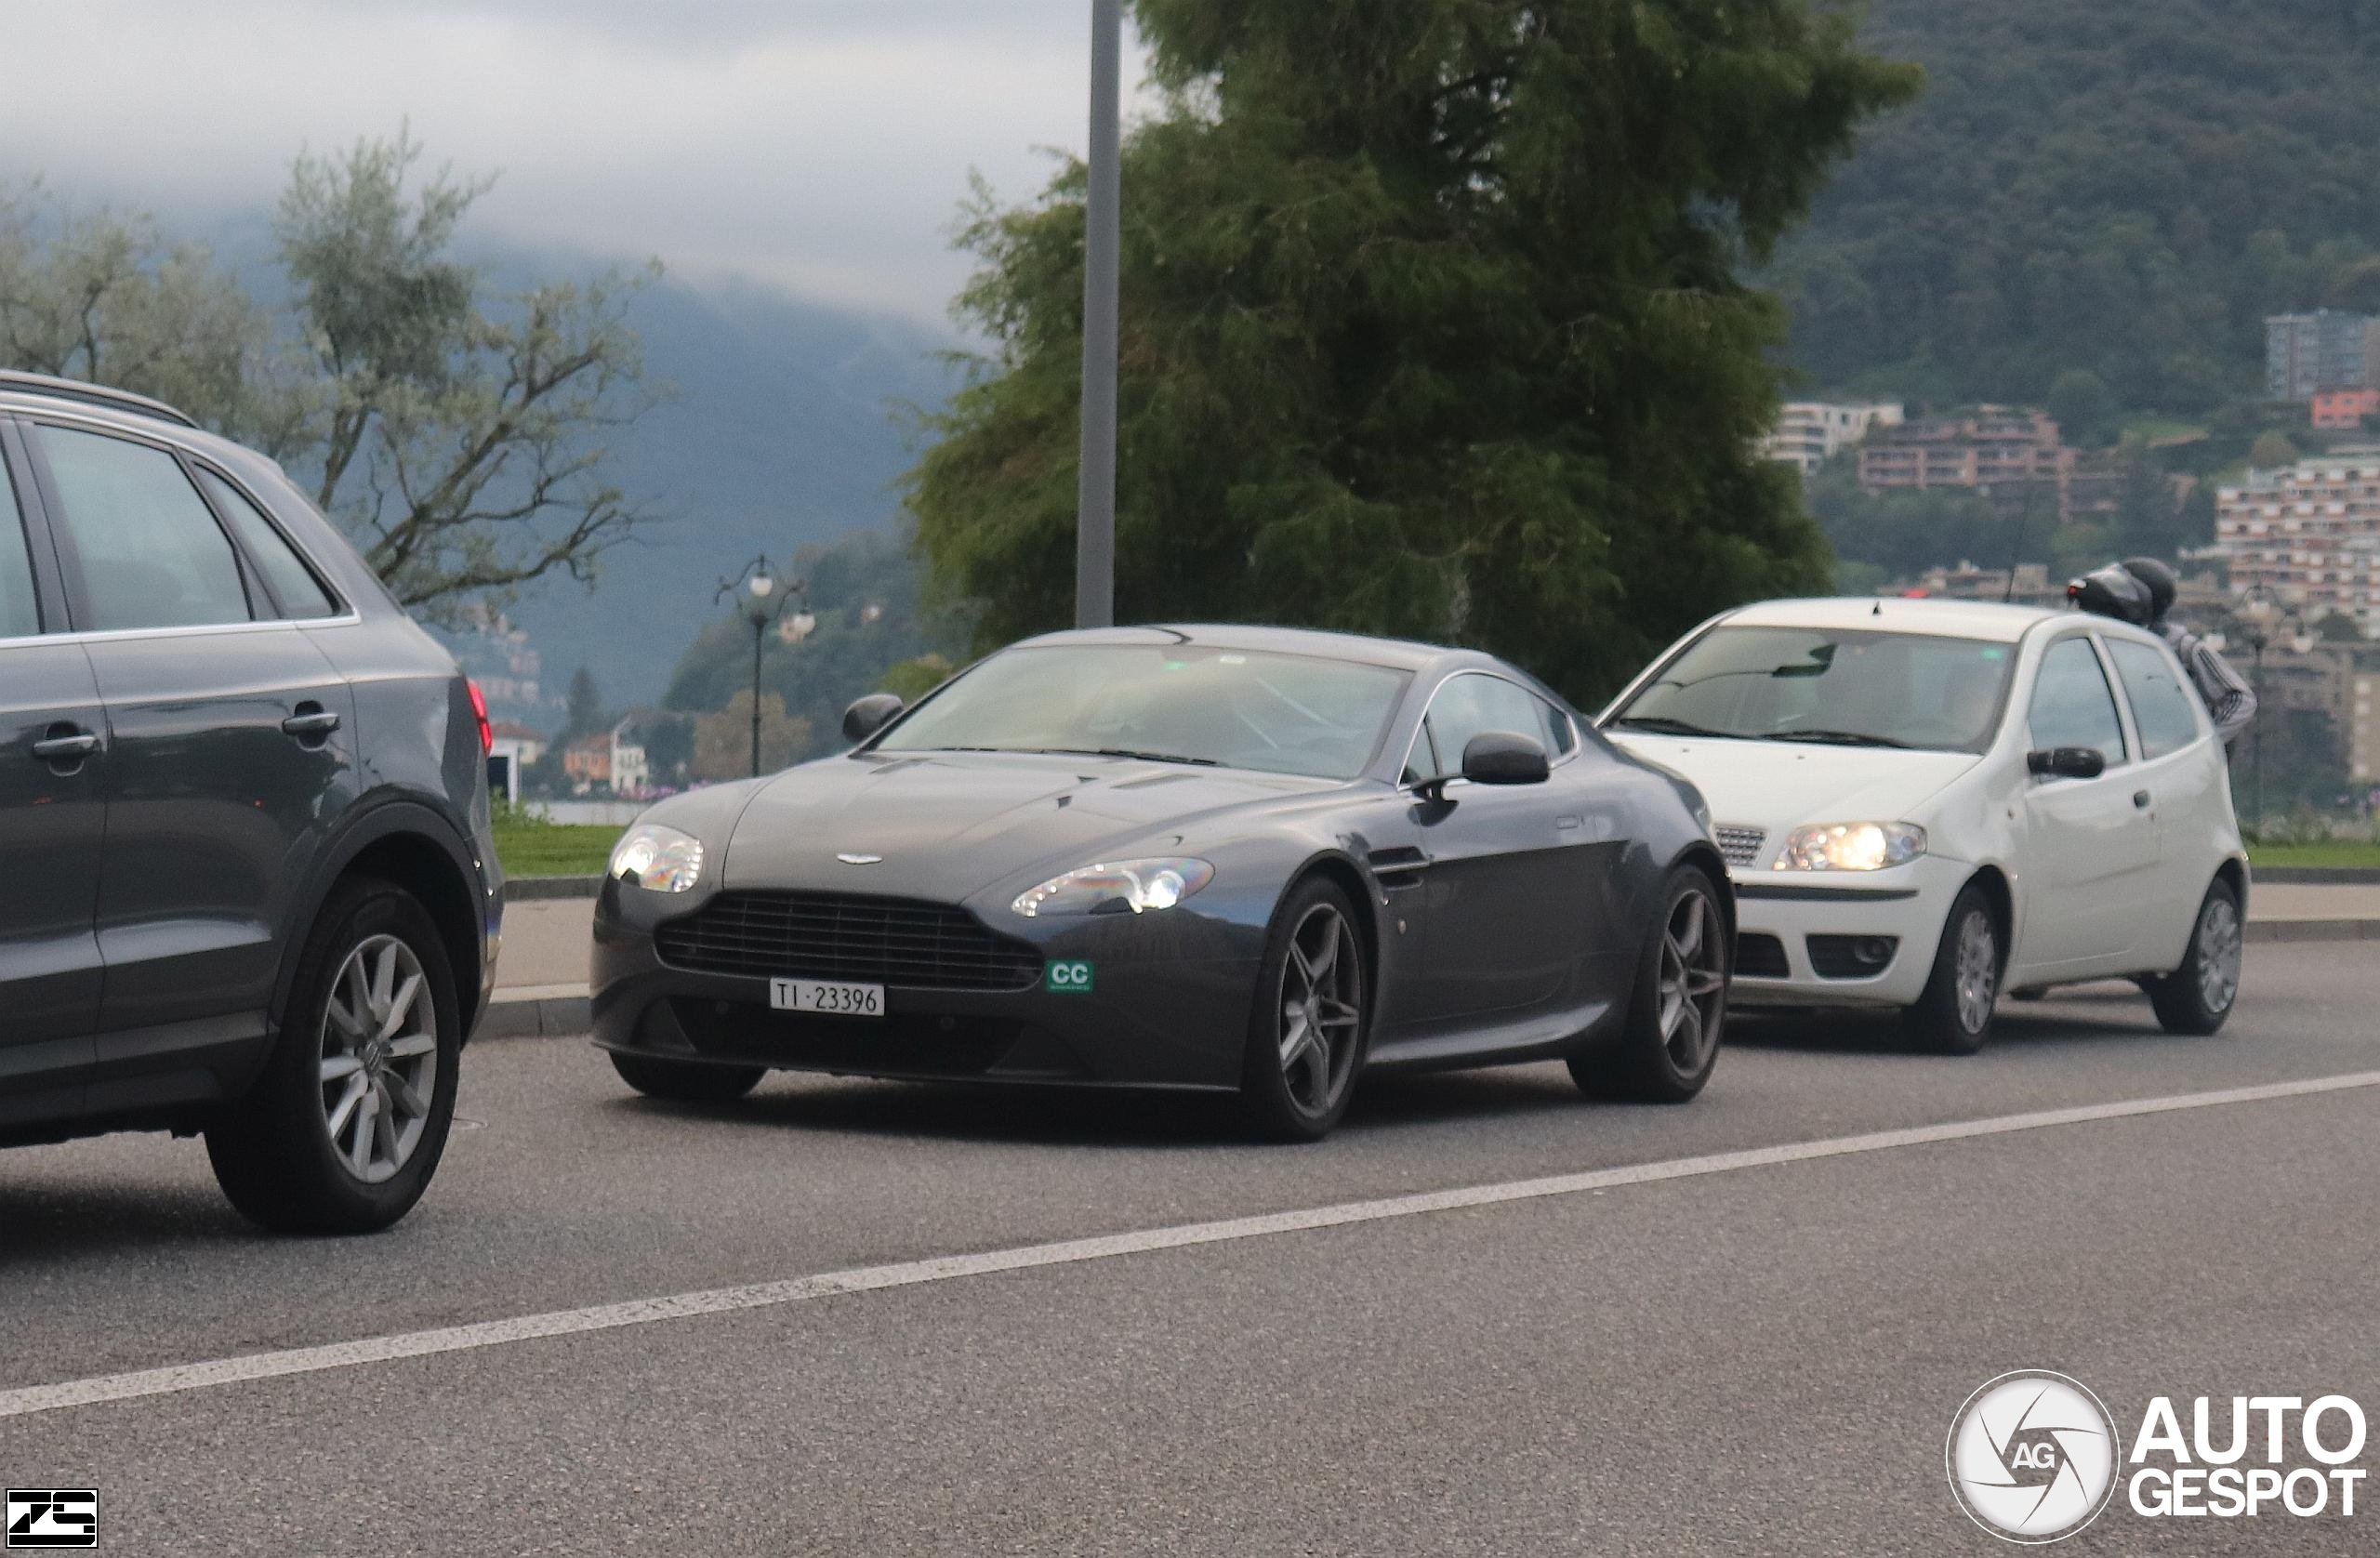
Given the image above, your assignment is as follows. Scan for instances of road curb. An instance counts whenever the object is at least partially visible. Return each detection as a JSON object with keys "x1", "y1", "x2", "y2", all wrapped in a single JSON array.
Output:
[
  {"x1": 2252, "y1": 865, "x2": 2380, "y2": 885},
  {"x1": 2243, "y1": 918, "x2": 2380, "y2": 944},
  {"x1": 505, "y1": 876, "x2": 602, "y2": 902},
  {"x1": 478, "y1": 985, "x2": 593, "y2": 1038}
]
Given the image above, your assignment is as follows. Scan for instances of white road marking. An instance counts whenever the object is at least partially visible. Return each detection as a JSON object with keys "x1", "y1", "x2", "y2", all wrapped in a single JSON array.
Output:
[{"x1": 7, "y1": 1069, "x2": 2377, "y2": 1420}]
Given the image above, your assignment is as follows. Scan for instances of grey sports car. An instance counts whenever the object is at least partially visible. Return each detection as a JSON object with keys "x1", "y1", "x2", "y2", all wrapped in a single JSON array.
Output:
[{"x1": 591, "y1": 626, "x2": 1731, "y2": 1139}]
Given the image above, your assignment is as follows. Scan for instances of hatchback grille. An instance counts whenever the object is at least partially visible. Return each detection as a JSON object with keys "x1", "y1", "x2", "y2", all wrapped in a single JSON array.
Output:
[
  {"x1": 1714, "y1": 825, "x2": 1766, "y2": 869},
  {"x1": 1735, "y1": 932, "x2": 1790, "y2": 979},
  {"x1": 654, "y1": 891, "x2": 1043, "y2": 991}
]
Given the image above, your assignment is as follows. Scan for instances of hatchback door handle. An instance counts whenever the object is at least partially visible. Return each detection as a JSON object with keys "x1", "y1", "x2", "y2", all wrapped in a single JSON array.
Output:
[
  {"x1": 31, "y1": 730, "x2": 100, "y2": 761},
  {"x1": 2133, "y1": 790, "x2": 2151, "y2": 810},
  {"x1": 282, "y1": 708, "x2": 341, "y2": 739}
]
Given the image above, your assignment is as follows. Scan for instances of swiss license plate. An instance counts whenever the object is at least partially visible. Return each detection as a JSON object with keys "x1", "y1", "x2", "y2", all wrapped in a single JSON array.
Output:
[{"x1": 770, "y1": 979, "x2": 885, "y2": 1018}]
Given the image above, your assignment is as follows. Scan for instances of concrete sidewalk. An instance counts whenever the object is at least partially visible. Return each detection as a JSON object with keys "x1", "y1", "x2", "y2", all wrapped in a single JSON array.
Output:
[{"x1": 480, "y1": 882, "x2": 2380, "y2": 1039}]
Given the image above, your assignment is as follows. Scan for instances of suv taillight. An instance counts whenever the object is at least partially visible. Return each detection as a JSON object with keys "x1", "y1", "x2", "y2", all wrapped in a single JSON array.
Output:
[{"x1": 467, "y1": 680, "x2": 493, "y2": 756}]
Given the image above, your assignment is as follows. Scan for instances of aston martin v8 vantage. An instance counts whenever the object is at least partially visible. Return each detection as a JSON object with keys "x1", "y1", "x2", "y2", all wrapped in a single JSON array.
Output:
[{"x1": 591, "y1": 626, "x2": 1731, "y2": 1139}]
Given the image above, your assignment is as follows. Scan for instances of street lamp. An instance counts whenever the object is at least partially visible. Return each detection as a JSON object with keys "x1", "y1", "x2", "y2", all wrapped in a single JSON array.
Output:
[
  {"x1": 716, "y1": 556, "x2": 804, "y2": 778},
  {"x1": 2240, "y1": 583, "x2": 2274, "y2": 825},
  {"x1": 1075, "y1": 0, "x2": 1122, "y2": 629}
]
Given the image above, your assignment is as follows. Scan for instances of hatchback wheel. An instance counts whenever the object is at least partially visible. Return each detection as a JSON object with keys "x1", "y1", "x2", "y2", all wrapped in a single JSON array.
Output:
[
  {"x1": 1570, "y1": 865, "x2": 1729, "y2": 1102},
  {"x1": 2146, "y1": 878, "x2": 2242, "y2": 1036},
  {"x1": 1238, "y1": 878, "x2": 1368, "y2": 1142},
  {"x1": 1903, "y1": 882, "x2": 2000, "y2": 1054},
  {"x1": 206, "y1": 878, "x2": 461, "y2": 1234}
]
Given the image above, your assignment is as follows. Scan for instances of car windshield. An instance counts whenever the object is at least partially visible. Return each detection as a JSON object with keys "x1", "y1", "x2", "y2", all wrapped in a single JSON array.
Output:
[
  {"x1": 1609, "y1": 626, "x2": 2016, "y2": 754},
  {"x1": 874, "y1": 643, "x2": 1412, "y2": 780}
]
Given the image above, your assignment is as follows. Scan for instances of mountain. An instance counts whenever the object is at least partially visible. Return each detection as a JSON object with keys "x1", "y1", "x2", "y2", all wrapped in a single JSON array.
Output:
[{"x1": 1772, "y1": 0, "x2": 2380, "y2": 413}]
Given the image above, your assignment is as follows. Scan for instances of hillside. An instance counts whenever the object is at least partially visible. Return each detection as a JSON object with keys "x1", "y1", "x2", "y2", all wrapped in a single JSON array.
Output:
[{"x1": 1775, "y1": 0, "x2": 2380, "y2": 413}]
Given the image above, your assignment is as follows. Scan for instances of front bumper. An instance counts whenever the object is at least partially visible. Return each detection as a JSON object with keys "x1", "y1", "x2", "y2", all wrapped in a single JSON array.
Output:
[
  {"x1": 1726, "y1": 854, "x2": 1971, "y2": 1009},
  {"x1": 589, "y1": 878, "x2": 1264, "y2": 1090}
]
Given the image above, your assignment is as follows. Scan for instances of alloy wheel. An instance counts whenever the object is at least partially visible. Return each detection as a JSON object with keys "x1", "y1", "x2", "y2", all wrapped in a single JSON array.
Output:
[
  {"x1": 318, "y1": 933, "x2": 440, "y2": 1184},
  {"x1": 2195, "y1": 895, "x2": 2242, "y2": 1014},
  {"x1": 1953, "y1": 909, "x2": 1999, "y2": 1035},
  {"x1": 1277, "y1": 903, "x2": 1361, "y2": 1114},
  {"x1": 1658, "y1": 888, "x2": 1728, "y2": 1072}
]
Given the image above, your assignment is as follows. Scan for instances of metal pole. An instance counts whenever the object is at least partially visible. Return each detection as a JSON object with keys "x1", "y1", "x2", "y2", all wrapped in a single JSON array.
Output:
[
  {"x1": 1075, "y1": 0, "x2": 1122, "y2": 629},
  {"x1": 750, "y1": 615, "x2": 764, "y2": 778}
]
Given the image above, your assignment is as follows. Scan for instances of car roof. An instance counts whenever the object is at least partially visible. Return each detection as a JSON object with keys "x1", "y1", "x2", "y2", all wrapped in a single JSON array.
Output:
[
  {"x1": 0, "y1": 370, "x2": 201, "y2": 429},
  {"x1": 1012, "y1": 623, "x2": 1459, "y2": 673},
  {"x1": 1717, "y1": 596, "x2": 2065, "y2": 644}
]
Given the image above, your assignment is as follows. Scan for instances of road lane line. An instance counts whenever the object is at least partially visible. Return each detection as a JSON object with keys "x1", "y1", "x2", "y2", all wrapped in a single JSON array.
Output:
[{"x1": 7, "y1": 1068, "x2": 2378, "y2": 1420}]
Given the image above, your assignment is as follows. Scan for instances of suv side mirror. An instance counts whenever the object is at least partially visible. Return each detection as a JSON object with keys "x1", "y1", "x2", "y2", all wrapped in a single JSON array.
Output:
[
  {"x1": 2026, "y1": 746, "x2": 2106, "y2": 781},
  {"x1": 843, "y1": 693, "x2": 906, "y2": 744},
  {"x1": 1461, "y1": 731, "x2": 1551, "y2": 786}
]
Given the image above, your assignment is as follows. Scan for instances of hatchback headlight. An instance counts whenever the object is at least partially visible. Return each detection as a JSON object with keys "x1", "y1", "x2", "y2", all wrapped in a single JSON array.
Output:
[
  {"x1": 1775, "y1": 822, "x2": 1926, "y2": 873},
  {"x1": 610, "y1": 823, "x2": 706, "y2": 892},
  {"x1": 1012, "y1": 858, "x2": 1214, "y2": 918}
]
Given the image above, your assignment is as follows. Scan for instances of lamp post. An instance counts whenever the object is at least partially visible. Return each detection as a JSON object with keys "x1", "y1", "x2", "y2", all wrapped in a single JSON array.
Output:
[
  {"x1": 1075, "y1": 0, "x2": 1122, "y2": 629},
  {"x1": 716, "y1": 556, "x2": 803, "y2": 778},
  {"x1": 2240, "y1": 583, "x2": 2273, "y2": 825}
]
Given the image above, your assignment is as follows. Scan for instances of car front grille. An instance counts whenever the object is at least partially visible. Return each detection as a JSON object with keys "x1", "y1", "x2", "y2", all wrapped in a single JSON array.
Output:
[
  {"x1": 654, "y1": 891, "x2": 1043, "y2": 992},
  {"x1": 1714, "y1": 825, "x2": 1767, "y2": 869},
  {"x1": 1735, "y1": 932, "x2": 1791, "y2": 979}
]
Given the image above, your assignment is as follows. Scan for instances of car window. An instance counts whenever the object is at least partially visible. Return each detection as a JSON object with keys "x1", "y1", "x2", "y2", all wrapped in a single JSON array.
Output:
[
  {"x1": 1, "y1": 456, "x2": 38, "y2": 638},
  {"x1": 38, "y1": 427, "x2": 251, "y2": 631},
  {"x1": 1608, "y1": 626, "x2": 2015, "y2": 753},
  {"x1": 1421, "y1": 674, "x2": 1557, "y2": 777},
  {"x1": 2107, "y1": 639, "x2": 2202, "y2": 759},
  {"x1": 193, "y1": 467, "x2": 338, "y2": 619},
  {"x1": 2027, "y1": 637, "x2": 2126, "y2": 764}
]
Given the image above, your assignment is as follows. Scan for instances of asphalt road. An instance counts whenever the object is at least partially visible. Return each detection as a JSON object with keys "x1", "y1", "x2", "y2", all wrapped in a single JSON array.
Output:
[{"x1": 4, "y1": 946, "x2": 2376, "y2": 1555}]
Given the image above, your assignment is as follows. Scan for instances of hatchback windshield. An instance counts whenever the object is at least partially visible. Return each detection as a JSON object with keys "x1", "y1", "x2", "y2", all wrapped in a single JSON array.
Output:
[
  {"x1": 875, "y1": 644, "x2": 1411, "y2": 779},
  {"x1": 1608, "y1": 627, "x2": 2016, "y2": 754}
]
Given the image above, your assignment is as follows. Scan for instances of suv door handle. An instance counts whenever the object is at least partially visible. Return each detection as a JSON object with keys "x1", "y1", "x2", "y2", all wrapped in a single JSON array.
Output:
[
  {"x1": 2133, "y1": 790, "x2": 2152, "y2": 810},
  {"x1": 31, "y1": 729, "x2": 101, "y2": 761},
  {"x1": 282, "y1": 707, "x2": 342, "y2": 740}
]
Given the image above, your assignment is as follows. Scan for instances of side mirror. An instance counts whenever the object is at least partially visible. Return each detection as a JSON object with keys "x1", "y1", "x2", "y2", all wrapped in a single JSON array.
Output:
[
  {"x1": 2026, "y1": 746, "x2": 2106, "y2": 781},
  {"x1": 1461, "y1": 731, "x2": 1551, "y2": 786},
  {"x1": 842, "y1": 693, "x2": 906, "y2": 744}
]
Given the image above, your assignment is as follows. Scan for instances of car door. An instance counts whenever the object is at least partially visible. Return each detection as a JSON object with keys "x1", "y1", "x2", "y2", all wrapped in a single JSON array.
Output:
[
  {"x1": 1391, "y1": 671, "x2": 1596, "y2": 1034},
  {"x1": 2104, "y1": 634, "x2": 2224, "y2": 961},
  {"x1": 0, "y1": 423, "x2": 107, "y2": 1121},
  {"x1": 2014, "y1": 632, "x2": 2160, "y2": 974},
  {"x1": 22, "y1": 420, "x2": 360, "y2": 1063}
]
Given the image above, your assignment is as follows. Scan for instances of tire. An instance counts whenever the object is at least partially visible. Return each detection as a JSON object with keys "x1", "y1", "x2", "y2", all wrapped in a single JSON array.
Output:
[
  {"x1": 1569, "y1": 865, "x2": 1729, "y2": 1102},
  {"x1": 610, "y1": 1051, "x2": 767, "y2": 1102},
  {"x1": 1237, "y1": 877, "x2": 1369, "y2": 1142},
  {"x1": 1902, "y1": 881, "x2": 2001, "y2": 1055},
  {"x1": 2147, "y1": 878, "x2": 2242, "y2": 1036},
  {"x1": 205, "y1": 878, "x2": 461, "y2": 1235}
]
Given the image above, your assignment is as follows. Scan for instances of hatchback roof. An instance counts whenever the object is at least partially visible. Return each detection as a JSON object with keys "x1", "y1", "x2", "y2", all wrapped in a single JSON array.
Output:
[
  {"x1": 1719, "y1": 596, "x2": 2065, "y2": 644},
  {"x1": 0, "y1": 369, "x2": 200, "y2": 429},
  {"x1": 1015, "y1": 623, "x2": 1456, "y2": 672}
]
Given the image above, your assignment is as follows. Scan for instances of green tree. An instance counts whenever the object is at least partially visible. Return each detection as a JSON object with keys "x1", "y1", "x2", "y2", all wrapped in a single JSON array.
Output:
[
  {"x1": 2250, "y1": 431, "x2": 2300, "y2": 470},
  {"x1": 2047, "y1": 369, "x2": 2116, "y2": 447},
  {"x1": 906, "y1": 0, "x2": 1919, "y2": 703},
  {"x1": 562, "y1": 666, "x2": 607, "y2": 740},
  {"x1": 693, "y1": 692, "x2": 810, "y2": 781}
]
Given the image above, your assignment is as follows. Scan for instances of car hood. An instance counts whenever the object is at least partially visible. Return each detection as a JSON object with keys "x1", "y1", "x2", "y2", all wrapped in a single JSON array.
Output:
[
  {"x1": 721, "y1": 749, "x2": 1339, "y2": 901},
  {"x1": 1606, "y1": 734, "x2": 1978, "y2": 833}
]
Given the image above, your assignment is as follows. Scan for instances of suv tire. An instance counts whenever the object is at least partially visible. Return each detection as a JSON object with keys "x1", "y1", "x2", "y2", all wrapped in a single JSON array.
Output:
[{"x1": 206, "y1": 878, "x2": 461, "y2": 1235}]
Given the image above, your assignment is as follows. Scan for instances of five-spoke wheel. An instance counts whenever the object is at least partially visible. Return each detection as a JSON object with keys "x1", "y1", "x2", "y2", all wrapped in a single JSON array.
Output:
[
  {"x1": 1240, "y1": 878, "x2": 1368, "y2": 1140},
  {"x1": 1571, "y1": 864, "x2": 1730, "y2": 1102}
]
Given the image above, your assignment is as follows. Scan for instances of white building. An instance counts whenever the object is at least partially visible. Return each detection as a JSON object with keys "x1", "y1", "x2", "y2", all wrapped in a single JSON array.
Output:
[
  {"x1": 609, "y1": 720, "x2": 651, "y2": 798},
  {"x1": 2215, "y1": 452, "x2": 2380, "y2": 635},
  {"x1": 1764, "y1": 402, "x2": 1905, "y2": 476}
]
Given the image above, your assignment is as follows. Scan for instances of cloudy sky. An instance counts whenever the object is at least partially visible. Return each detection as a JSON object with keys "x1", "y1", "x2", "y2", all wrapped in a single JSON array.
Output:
[{"x1": 0, "y1": 0, "x2": 1152, "y2": 323}]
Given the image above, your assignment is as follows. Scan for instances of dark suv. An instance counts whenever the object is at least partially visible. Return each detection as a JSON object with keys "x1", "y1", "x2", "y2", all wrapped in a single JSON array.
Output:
[{"x1": 0, "y1": 370, "x2": 500, "y2": 1233}]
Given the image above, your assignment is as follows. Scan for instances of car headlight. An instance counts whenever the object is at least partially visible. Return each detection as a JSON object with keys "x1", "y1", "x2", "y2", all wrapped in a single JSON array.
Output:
[
  {"x1": 1012, "y1": 858, "x2": 1214, "y2": 918},
  {"x1": 609, "y1": 823, "x2": 706, "y2": 892},
  {"x1": 1775, "y1": 822, "x2": 1926, "y2": 873}
]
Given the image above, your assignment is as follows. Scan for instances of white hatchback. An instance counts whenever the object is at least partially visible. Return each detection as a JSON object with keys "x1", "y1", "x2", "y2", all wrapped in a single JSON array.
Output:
[{"x1": 1601, "y1": 597, "x2": 2247, "y2": 1051}]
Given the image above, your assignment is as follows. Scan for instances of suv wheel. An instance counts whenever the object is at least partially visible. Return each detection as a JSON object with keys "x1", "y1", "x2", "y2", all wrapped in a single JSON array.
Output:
[{"x1": 205, "y1": 878, "x2": 461, "y2": 1234}]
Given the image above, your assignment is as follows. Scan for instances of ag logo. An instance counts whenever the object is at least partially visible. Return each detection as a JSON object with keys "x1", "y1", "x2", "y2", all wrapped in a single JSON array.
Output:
[
  {"x1": 1044, "y1": 958, "x2": 1095, "y2": 995},
  {"x1": 1947, "y1": 1372, "x2": 2122, "y2": 1543}
]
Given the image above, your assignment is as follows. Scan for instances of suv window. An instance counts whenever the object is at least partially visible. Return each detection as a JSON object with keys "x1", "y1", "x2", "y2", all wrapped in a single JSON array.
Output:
[
  {"x1": 194, "y1": 467, "x2": 338, "y2": 619},
  {"x1": 1, "y1": 456, "x2": 37, "y2": 638},
  {"x1": 2108, "y1": 639, "x2": 2202, "y2": 759},
  {"x1": 40, "y1": 427, "x2": 251, "y2": 631},
  {"x1": 2027, "y1": 637, "x2": 2126, "y2": 763},
  {"x1": 1417, "y1": 673, "x2": 1566, "y2": 781}
]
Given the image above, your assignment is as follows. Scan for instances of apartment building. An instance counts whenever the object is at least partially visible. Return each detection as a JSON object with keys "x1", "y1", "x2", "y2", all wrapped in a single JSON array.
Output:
[
  {"x1": 2313, "y1": 387, "x2": 2380, "y2": 430},
  {"x1": 2266, "y1": 310, "x2": 2380, "y2": 402},
  {"x1": 1858, "y1": 408, "x2": 2080, "y2": 520},
  {"x1": 1764, "y1": 401, "x2": 1904, "y2": 476},
  {"x1": 2215, "y1": 453, "x2": 2380, "y2": 632}
]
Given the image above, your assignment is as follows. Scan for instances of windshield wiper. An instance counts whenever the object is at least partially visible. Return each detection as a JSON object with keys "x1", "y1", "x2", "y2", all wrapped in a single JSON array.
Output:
[
  {"x1": 1610, "y1": 715, "x2": 1743, "y2": 739},
  {"x1": 1040, "y1": 747, "x2": 1223, "y2": 767},
  {"x1": 1765, "y1": 728, "x2": 1911, "y2": 749}
]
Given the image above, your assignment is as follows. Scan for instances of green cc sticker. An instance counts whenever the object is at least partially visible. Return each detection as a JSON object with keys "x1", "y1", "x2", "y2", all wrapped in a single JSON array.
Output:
[{"x1": 1045, "y1": 958, "x2": 1095, "y2": 995}]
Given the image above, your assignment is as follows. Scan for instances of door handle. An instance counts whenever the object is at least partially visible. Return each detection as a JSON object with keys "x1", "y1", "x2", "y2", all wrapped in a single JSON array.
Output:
[
  {"x1": 2133, "y1": 790, "x2": 2151, "y2": 810},
  {"x1": 282, "y1": 708, "x2": 341, "y2": 740},
  {"x1": 31, "y1": 729, "x2": 100, "y2": 761}
]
